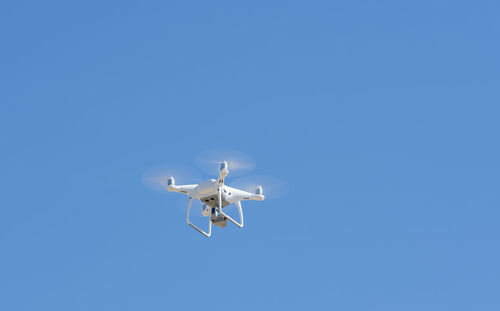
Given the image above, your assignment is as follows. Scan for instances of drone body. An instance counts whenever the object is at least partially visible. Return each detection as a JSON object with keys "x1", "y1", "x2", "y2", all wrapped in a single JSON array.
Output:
[{"x1": 167, "y1": 161, "x2": 264, "y2": 237}]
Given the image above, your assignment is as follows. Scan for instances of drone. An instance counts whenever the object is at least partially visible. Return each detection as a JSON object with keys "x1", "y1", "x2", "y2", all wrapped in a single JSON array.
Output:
[{"x1": 166, "y1": 161, "x2": 264, "y2": 237}]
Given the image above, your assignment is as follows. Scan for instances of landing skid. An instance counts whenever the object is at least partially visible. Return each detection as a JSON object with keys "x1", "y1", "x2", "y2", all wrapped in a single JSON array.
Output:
[{"x1": 186, "y1": 187, "x2": 243, "y2": 237}]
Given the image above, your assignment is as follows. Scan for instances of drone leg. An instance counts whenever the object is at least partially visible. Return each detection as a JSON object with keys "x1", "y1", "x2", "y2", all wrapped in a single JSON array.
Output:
[
  {"x1": 217, "y1": 186, "x2": 223, "y2": 214},
  {"x1": 220, "y1": 201, "x2": 243, "y2": 228},
  {"x1": 186, "y1": 197, "x2": 212, "y2": 237},
  {"x1": 218, "y1": 186, "x2": 244, "y2": 228}
]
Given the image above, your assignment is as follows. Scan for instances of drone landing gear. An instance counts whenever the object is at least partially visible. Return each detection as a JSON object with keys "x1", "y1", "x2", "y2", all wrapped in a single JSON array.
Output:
[
  {"x1": 186, "y1": 187, "x2": 244, "y2": 237},
  {"x1": 186, "y1": 197, "x2": 212, "y2": 237}
]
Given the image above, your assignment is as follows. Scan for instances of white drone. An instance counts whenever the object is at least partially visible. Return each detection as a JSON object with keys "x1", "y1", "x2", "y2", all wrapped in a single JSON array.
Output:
[{"x1": 166, "y1": 161, "x2": 264, "y2": 237}]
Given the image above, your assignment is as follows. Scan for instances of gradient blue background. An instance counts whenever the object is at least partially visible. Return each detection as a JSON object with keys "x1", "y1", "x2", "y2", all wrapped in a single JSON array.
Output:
[{"x1": 1, "y1": 1, "x2": 499, "y2": 310}]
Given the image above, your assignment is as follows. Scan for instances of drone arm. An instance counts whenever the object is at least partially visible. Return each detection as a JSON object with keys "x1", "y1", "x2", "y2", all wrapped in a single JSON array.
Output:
[
  {"x1": 225, "y1": 187, "x2": 265, "y2": 203},
  {"x1": 186, "y1": 196, "x2": 212, "y2": 237},
  {"x1": 241, "y1": 195, "x2": 265, "y2": 201},
  {"x1": 167, "y1": 184, "x2": 197, "y2": 196}
]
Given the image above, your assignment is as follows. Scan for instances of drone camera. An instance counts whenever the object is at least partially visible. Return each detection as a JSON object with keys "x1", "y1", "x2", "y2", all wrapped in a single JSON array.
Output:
[
  {"x1": 212, "y1": 215, "x2": 227, "y2": 228},
  {"x1": 167, "y1": 177, "x2": 175, "y2": 186}
]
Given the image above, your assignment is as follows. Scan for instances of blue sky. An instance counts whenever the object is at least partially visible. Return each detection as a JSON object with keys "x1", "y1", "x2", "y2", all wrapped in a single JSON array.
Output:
[{"x1": 1, "y1": 1, "x2": 499, "y2": 310}]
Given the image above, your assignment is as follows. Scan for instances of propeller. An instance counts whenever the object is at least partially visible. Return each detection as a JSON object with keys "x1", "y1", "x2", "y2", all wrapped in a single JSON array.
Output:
[
  {"x1": 194, "y1": 148, "x2": 256, "y2": 177},
  {"x1": 141, "y1": 164, "x2": 201, "y2": 193}
]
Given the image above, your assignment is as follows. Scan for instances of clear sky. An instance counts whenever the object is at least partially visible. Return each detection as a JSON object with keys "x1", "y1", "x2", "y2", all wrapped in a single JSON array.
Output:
[{"x1": 1, "y1": 1, "x2": 499, "y2": 310}]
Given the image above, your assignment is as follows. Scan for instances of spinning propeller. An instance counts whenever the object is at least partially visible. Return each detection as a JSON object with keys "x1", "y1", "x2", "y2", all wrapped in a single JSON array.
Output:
[
  {"x1": 194, "y1": 148, "x2": 256, "y2": 177},
  {"x1": 141, "y1": 164, "x2": 201, "y2": 193}
]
